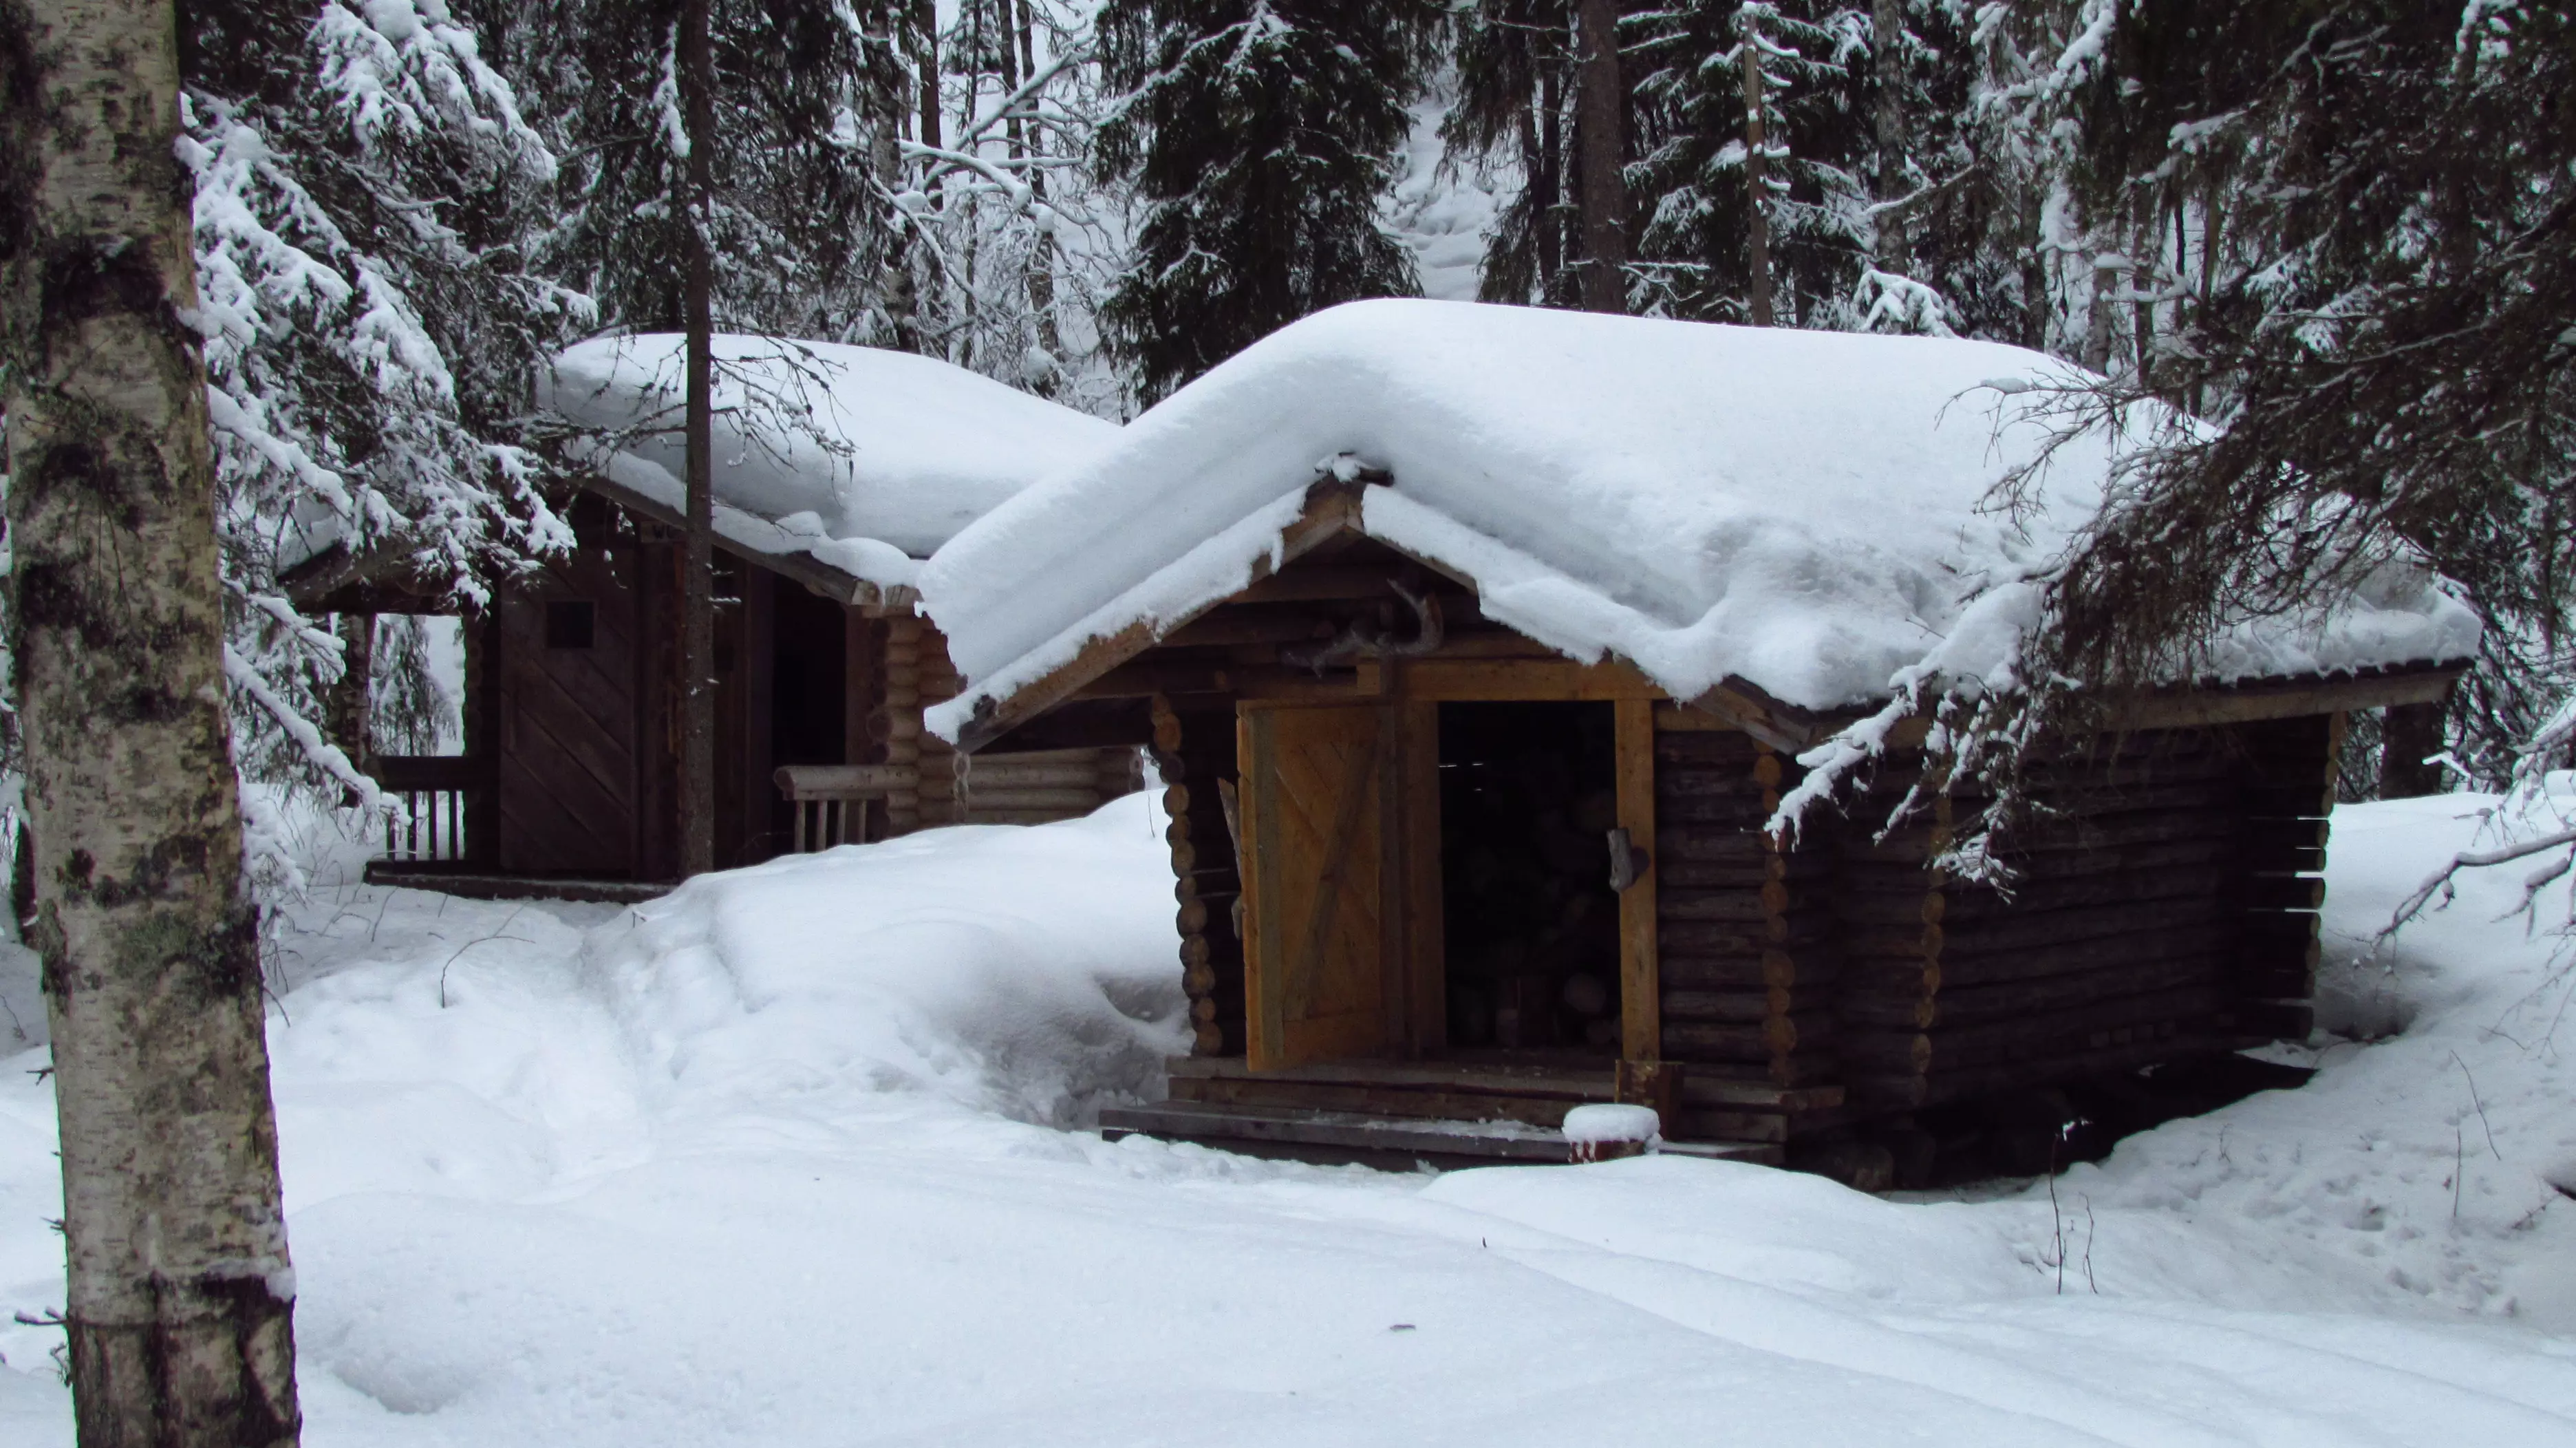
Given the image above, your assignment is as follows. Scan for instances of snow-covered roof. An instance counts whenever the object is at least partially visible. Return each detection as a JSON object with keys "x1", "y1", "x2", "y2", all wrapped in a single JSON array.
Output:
[
  {"x1": 923, "y1": 299, "x2": 2477, "y2": 741},
  {"x1": 542, "y1": 334, "x2": 1120, "y2": 599}
]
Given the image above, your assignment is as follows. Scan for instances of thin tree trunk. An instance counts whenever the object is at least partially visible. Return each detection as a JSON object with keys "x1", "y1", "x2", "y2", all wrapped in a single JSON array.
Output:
[
  {"x1": 1537, "y1": 64, "x2": 1564, "y2": 299},
  {"x1": 328, "y1": 614, "x2": 375, "y2": 800},
  {"x1": 2379, "y1": 700, "x2": 2451, "y2": 799},
  {"x1": 1007, "y1": 0, "x2": 1064, "y2": 385},
  {"x1": 1742, "y1": 42, "x2": 1773, "y2": 326},
  {"x1": 866, "y1": 3, "x2": 920, "y2": 352},
  {"x1": 1, "y1": 0, "x2": 301, "y2": 1439},
  {"x1": 1872, "y1": 0, "x2": 1905, "y2": 261},
  {"x1": 678, "y1": 0, "x2": 718, "y2": 877},
  {"x1": 914, "y1": 0, "x2": 941, "y2": 154},
  {"x1": 1574, "y1": 0, "x2": 1625, "y2": 315}
]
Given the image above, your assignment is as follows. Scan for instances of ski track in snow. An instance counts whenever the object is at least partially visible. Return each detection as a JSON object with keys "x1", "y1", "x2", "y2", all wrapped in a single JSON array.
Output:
[{"x1": 2, "y1": 793, "x2": 2574, "y2": 1445}]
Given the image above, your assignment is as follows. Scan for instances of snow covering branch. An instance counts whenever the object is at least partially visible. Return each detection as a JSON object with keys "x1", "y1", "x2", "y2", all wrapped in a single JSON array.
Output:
[{"x1": 224, "y1": 646, "x2": 384, "y2": 816}]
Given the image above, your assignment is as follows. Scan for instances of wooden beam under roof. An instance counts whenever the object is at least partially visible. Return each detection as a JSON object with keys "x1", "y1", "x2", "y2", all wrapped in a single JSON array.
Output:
[
  {"x1": 577, "y1": 469, "x2": 900, "y2": 610},
  {"x1": 951, "y1": 480, "x2": 1373, "y2": 752}
]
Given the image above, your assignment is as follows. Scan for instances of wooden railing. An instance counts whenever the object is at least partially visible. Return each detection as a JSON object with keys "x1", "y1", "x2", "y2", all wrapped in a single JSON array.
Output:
[
  {"x1": 775, "y1": 764, "x2": 908, "y2": 851},
  {"x1": 372, "y1": 756, "x2": 493, "y2": 864}
]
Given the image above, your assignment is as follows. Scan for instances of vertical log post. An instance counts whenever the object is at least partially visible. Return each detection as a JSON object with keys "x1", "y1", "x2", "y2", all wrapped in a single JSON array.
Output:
[
  {"x1": 915, "y1": 624, "x2": 963, "y2": 826},
  {"x1": 881, "y1": 614, "x2": 923, "y2": 833},
  {"x1": 1155, "y1": 698, "x2": 1227, "y2": 1055}
]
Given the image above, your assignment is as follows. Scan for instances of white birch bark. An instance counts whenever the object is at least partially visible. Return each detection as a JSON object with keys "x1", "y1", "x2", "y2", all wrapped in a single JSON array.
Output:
[{"x1": 0, "y1": 0, "x2": 303, "y2": 1440}]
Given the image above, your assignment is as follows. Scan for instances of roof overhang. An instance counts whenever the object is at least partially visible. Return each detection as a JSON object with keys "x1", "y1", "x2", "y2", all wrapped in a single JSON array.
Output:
[
  {"x1": 577, "y1": 469, "x2": 916, "y2": 613},
  {"x1": 949, "y1": 475, "x2": 2473, "y2": 758}
]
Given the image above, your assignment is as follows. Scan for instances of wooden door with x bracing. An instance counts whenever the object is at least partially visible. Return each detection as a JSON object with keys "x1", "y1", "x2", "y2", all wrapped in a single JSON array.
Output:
[{"x1": 1238, "y1": 701, "x2": 1404, "y2": 1070}]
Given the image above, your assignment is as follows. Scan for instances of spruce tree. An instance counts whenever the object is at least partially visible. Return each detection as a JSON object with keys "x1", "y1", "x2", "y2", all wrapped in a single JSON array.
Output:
[
  {"x1": 1097, "y1": 0, "x2": 1444, "y2": 401},
  {"x1": 178, "y1": 0, "x2": 587, "y2": 881},
  {"x1": 2027, "y1": 0, "x2": 2576, "y2": 787}
]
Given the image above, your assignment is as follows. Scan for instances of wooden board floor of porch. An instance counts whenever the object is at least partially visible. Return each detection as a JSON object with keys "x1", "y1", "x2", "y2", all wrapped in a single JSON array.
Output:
[{"x1": 1097, "y1": 1054, "x2": 1803, "y2": 1170}]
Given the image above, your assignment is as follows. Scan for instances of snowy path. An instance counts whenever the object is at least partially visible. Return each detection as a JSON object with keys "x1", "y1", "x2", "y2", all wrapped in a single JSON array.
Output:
[{"x1": 3, "y1": 796, "x2": 2574, "y2": 1445}]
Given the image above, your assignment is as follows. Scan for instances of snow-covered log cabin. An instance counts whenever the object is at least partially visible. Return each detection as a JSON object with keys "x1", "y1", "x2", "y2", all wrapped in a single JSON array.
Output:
[
  {"x1": 921, "y1": 300, "x2": 2480, "y2": 1179},
  {"x1": 290, "y1": 336, "x2": 1137, "y2": 897}
]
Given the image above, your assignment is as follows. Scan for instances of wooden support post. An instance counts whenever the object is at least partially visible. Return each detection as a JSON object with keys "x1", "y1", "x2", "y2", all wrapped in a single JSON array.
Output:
[
  {"x1": 882, "y1": 614, "x2": 923, "y2": 832},
  {"x1": 1615, "y1": 697, "x2": 1661, "y2": 1065},
  {"x1": 1155, "y1": 697, "x2": 1226, "y2": 1056},
  {"x1": 916, "y1": 623, "x2": 963, "y2": 825}
]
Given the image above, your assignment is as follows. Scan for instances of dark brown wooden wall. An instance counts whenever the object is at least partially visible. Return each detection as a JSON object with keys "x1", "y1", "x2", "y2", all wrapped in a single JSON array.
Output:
[
  {"x1": 495, "y1": 545, "x2": 642, "y2": 875},
  {"x1": 480, "y1": 512, "x2": 886, "y2": 882},
  {"x1": 1651, "y1": 725, "x2": 1836, "y2": 1087}
]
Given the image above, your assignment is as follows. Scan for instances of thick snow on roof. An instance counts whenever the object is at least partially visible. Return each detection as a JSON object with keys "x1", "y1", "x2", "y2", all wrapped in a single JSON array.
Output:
[
  {"x1": 543, "y1": 334, "x2": 1119, "y2": 588},
  {"x1": 924, "y1": 300, "x2": 2476, "y2": 734}
]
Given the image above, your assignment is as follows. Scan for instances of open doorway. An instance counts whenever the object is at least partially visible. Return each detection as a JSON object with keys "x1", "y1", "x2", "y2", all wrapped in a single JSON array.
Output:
[{"x1": 1438, "y1": 701, "x2": 1622, "y2": 1057}]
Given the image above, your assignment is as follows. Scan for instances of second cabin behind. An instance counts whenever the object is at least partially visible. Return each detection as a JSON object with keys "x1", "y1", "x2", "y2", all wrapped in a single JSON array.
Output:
[
  {"x1": 921, "y1": 300, "x2": 2478, "y2": 1182},
  {"x1": 290, "y1": 334, "x2": 1137, "y2": 897}
]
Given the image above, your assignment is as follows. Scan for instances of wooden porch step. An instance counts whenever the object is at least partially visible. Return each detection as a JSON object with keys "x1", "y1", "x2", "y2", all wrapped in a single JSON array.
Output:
[
  {"x1": 1168, "y1": 1074, "x2": 1592, "y2": 1129},
  {"x1": 362, "y1": 864, "x2": 671, "y2": 904},
  {"x1": 1100, "y1": 1100, "x2": 1785, "y2": 1169},
  {"x1": 1165, "y1": 1056, "x2": 1845, "y2": 1113}
]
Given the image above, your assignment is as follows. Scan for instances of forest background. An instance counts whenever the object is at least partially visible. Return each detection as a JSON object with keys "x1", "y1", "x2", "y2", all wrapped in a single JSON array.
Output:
[{"x1": 5, "y1": 0, "x2": 2571, "y2": 891}]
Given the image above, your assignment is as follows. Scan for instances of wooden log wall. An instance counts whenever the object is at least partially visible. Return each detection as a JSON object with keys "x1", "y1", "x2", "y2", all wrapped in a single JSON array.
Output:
[
  {"x1": 916, "y1": 624, "x2": 965, "y2": 827},
  {"x1": 1891, "y1": 727, "x2": 2263, "y2": 1107},
  {"x1": 2225, "y1": 714, "x2": 2339, "y2": 1042},
  {"x1": 1830, "y1": 776, "x2": 1949, "y2": 1111},
  {"x1": 1651, "y1": 720, "x2": 1837, "y2": 1095},
  {"x1": 1152, "y1": 696, "x2": 1248, "y2": 1056},
  {"x1": 881, "y1": 615, "x2": 925, "y2": 833}
]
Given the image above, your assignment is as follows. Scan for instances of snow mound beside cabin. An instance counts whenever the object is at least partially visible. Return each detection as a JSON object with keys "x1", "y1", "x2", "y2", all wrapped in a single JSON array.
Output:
[
  {"x1": 542, "y1": 334, "x2": 1121, "y2": 579},
  {"x1": 579, "y1": 794, "x2": 1190, "y2": 1133},
  {"x1": 923, "y1": 300, "x2": 2478, "y2": 736}
]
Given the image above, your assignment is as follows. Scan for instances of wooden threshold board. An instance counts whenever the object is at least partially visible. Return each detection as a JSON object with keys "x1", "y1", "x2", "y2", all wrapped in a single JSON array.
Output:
[
  {"x1": 362, "y1": 864, "x2": 672, "y2": 904},
  {"x1": 1166, "y1": 1056, "x2": 1844, "y2": 1113},
  {"x1": 1099, "y1": 1100, "x2": 1783, "y2": 1169}
]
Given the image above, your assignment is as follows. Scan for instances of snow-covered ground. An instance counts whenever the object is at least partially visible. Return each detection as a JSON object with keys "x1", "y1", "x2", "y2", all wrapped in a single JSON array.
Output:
[{"x1": 3, "y1": 793, "x2": 2574, "y2": 1445}]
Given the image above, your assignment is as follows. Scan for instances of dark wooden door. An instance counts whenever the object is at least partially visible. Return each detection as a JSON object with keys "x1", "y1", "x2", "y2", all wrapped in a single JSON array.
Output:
[
  {"x1": 1240, "y1": 702, "x2": 1400, "y2": 1069},
  {"x1": 497, "y1": 548, "x2": 639, "y2": 875}
]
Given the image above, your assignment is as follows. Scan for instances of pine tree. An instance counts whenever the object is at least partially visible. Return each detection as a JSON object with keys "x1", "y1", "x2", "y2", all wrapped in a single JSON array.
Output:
[
  {"x1": 1097, "y1": 0, "x2": 1445, "y2": 402},
  {"x1": 1624, "y1": 0, "x2": 1880, "y2": 327},
  {"x1": 178, "y1": 0, "x2": 588, "y2": 884}
]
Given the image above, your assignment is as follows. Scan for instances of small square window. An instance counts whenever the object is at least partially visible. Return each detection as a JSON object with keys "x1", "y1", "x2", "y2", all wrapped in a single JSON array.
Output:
[{"x1": 545, "y1": 600, "x2": 595, "y2": 650}]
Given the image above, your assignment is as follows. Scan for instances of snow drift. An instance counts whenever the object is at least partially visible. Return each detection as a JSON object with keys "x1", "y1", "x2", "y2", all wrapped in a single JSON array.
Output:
[
  {"x1": 541, "y1": 334, "x2": 1121, "y2": 588},
  {"x1": 4, "y1": 795, "x2": 2576, "y2": 1445},
  {"x1": 579, "y1": 796, "x2": 1189, "y2": 1130},
  {"x1": 921, "y1": 300, "x2": 2478, "y2": 738}
]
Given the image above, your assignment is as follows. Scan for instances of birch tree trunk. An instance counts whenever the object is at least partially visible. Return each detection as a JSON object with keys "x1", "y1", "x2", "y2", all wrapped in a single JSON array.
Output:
[
  {"x1": 0, "y1": 0, "x2": 302, "y2": 1440},
  {"x1": 1573, "y1": 0, "x2": 1625, "y2": 315},
  {"x1": 678, "y1": 0, "x2": 719, "y2": 877}
]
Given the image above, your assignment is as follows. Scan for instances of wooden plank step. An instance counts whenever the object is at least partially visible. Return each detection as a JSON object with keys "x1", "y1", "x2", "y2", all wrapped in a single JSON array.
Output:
[
  {"x1": 1170, "y1": 1075, "x2": 1585, "y2": 1129},
  {"x1": 1163, "y1": 1056, "x2": 1842, "y2": 1114},
  {"x1": 1099, "y1": 1100, "x2": 1784, "y2": 1167}
]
